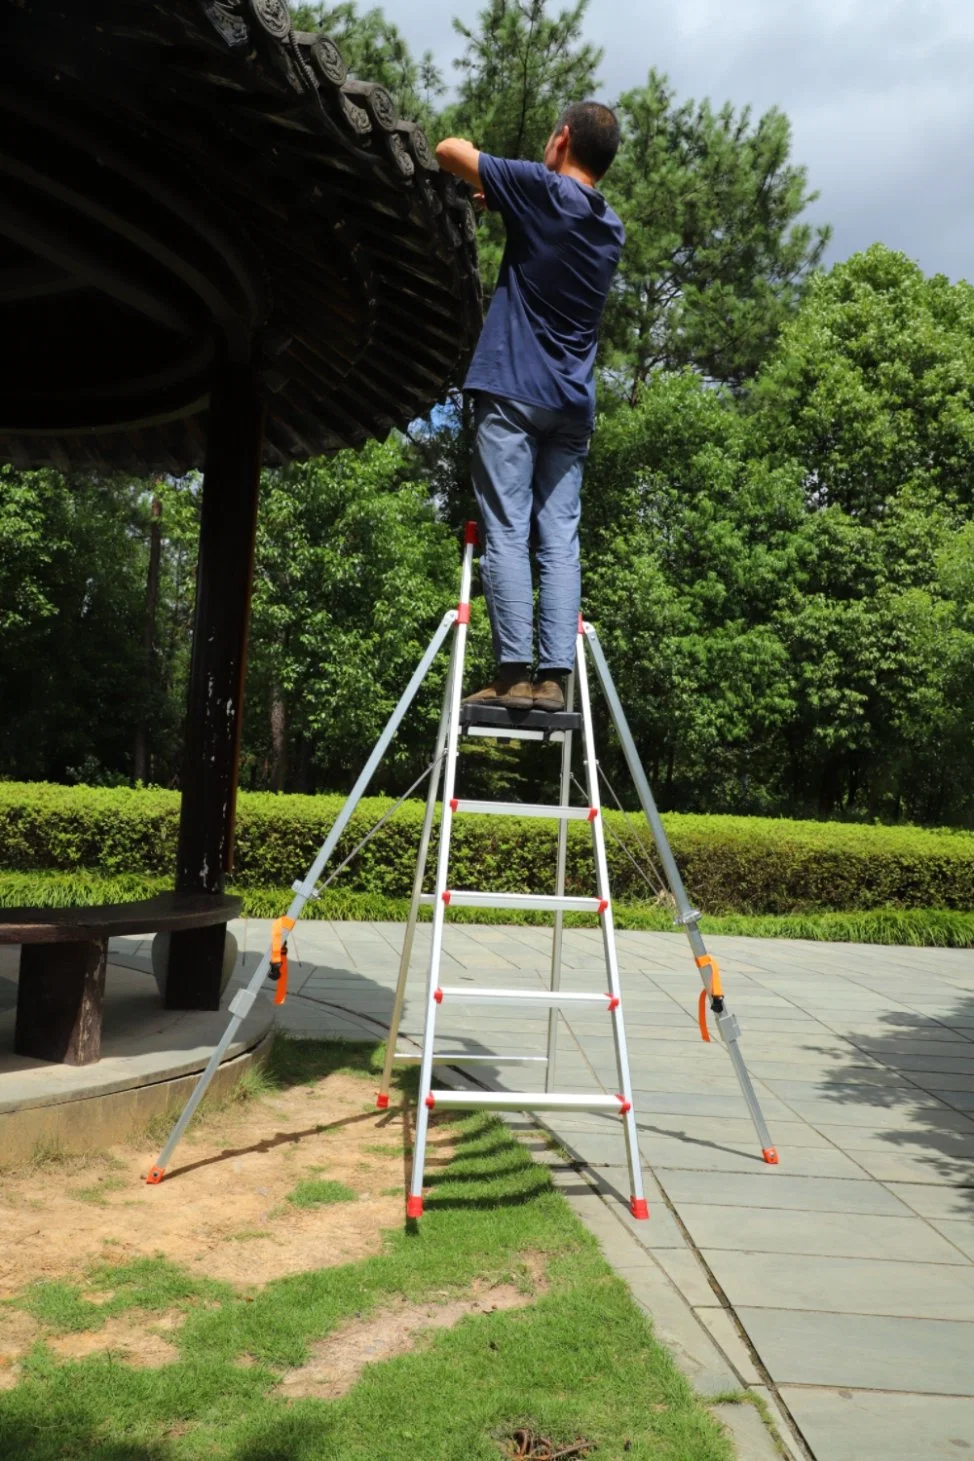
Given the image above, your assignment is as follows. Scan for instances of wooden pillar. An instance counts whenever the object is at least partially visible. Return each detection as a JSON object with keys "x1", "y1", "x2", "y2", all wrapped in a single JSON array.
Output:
[{"x1": 165, "y1": 364, "x2": 264, "y2": 1010}]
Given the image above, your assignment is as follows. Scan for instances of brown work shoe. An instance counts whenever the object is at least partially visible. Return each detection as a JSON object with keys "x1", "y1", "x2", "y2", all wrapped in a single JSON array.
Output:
[
  {"x1": 463, "y1": 671, "x2": 534, "y2": 710},
  {"x1": 533, "y1": 677, "x2": 566, "y2": 712}
]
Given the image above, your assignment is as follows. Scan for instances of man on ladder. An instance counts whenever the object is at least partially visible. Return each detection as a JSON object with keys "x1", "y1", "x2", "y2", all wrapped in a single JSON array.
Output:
[
  {"x1": 436, "y1": 103, "x2": 623, "y2": 714},
  {"x1": 147, "y1": 110, "x2": 778, "y2": 1212}
]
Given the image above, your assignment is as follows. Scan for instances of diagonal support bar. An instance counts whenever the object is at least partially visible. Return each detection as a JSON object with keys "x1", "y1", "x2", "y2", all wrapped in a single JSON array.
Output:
[{"x1": 146, "y1": 608, "x2": 458, "y2": 1183}]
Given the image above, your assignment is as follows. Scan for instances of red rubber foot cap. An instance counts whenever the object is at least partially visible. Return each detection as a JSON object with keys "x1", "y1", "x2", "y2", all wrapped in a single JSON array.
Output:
[
  {"x1": 762, "y1": 1147, "x2": 779, "y2": 1165},
  {"x1": 406, "y1": 1196, "x2": 424, "y2": 1219},
  {"x1": 145, "y1": 1166, "x2": 166, "y2": 1185},
  {"x1": 375, "y1": 1093, "x2": 390, "y2": 1110},
  {"x1": 629, "y1": 1197, "x2": 650, "y2": 1220}
]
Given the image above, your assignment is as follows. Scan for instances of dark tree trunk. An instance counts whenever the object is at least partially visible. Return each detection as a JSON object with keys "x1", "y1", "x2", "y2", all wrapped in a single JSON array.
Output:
[
  {"x1": 270, "y1": 681, "x2": 287, "y2": 792},
  {"x1": 133, "y1": 492, "x2": 163, "y2": 783},
  {"x1": 817, "y1": 756, "x2": 841, "y2": 820}
]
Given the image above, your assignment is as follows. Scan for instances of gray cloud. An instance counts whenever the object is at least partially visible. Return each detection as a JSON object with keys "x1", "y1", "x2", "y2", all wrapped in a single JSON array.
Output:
[{"x1": 392, "y1": 0, "x2": 974, "y2": 281}]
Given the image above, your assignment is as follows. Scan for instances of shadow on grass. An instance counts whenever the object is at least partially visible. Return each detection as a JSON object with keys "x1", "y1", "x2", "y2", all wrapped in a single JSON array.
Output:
[
  {"x1": 822, "y1": 989, "x2": 974, "y2": 1213},
  {"x1": 0, "y1": 1406, "x2": 170, "y2": 1461},
  {"x1": 165, "y1": 1106, "x2": 395, "y2": 1182}
]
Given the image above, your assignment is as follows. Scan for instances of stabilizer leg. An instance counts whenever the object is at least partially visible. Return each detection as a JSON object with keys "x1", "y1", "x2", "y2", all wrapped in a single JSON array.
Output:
[
  {"x1": 376, "y1": 636, "x2": 457, "y2": 1108},
  {"x1": 146, "y1": 608, "x2": 458, "y2": 1182}
]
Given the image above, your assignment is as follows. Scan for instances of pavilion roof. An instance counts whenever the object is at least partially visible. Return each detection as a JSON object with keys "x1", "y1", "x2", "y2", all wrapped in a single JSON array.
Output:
[{"x1": 0, "y1": 0, "x2": 482, "y2": 471}]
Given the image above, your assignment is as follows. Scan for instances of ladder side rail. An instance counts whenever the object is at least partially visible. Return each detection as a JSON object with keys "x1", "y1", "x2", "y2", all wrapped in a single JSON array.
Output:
[
  {"x1": 377, "y1": 633, "x2": 458, "y2": 1106},
  {"x1": 576, "y1": 637, "x2": 648, "y2": 1215},
  {"x1": 582, "y1": 622, "x2": 778, "y2": 1165},
  {"x1": 407, "y1": 531, "x2": 476, "y2": 1217},
  {"x1": 147, "y1": 607, "x2": 458, "y2": 1183},
  {"x1": 582, "y1": 622, "x2": 702, "y2": 949},
  {"x1": 546, "y1": 669, "x2": 575, "y2": 1091}
]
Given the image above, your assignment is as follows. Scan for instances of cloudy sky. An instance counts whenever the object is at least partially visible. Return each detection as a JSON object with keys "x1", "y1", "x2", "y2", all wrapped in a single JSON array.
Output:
[{"x1": 394, "y1": 0, "x2": 974, "y2": 283}]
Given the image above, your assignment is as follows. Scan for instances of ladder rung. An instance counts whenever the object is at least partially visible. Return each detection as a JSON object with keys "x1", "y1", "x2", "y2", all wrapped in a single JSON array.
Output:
[
  {"x1": 436, "y1": 986, "x2": 611, "y2": 1005},
  {"x1": 420, "y1": 890, "x2": 607, "y2": 914},
  {"x1": 464, "y1": 724, "x2": 565, "y2": 743},
  {"x1": 393, "y1": 1052, "x2": 548, "y2": 1064},
  {"x1": 428, "y1": 1090, "x2": 630, "y2": 1113},
  {"x1": 452, "y1": 799, "x2": 595, "y2": 821}
]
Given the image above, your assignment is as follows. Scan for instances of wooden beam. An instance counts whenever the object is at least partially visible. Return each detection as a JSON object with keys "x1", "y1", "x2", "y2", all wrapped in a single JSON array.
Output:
[{"x1": 165, "y1": 363, "x2": 263, "y2": 1011}]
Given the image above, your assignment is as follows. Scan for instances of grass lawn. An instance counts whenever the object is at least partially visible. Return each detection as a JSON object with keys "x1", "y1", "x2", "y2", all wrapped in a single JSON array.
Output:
[{"x1": 0, "y1": 1039, "x2": 737, "y2": 1461}]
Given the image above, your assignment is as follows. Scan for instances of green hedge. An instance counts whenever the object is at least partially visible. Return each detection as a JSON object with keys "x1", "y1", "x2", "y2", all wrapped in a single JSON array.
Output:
[
  {"x1": 0, "y1": 781, "x2": 972, "y2": 915},
  {"x1": 1, "y1": 871, "x2": 973, "y2": 946}
]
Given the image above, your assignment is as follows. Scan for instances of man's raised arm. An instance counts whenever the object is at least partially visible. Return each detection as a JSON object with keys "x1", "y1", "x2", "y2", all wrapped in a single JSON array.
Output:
[{"x1": 434, "y1": 137, "x2": 483, "y2": 191}]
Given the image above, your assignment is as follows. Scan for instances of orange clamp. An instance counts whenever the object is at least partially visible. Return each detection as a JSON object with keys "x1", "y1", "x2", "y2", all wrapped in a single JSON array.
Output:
[
  {"x1": 695, "y1": 953, "x2": 723, "y2": 1000},
  {"x1": 270, "y1": 915, "x2": 296, "y2": 1006}
]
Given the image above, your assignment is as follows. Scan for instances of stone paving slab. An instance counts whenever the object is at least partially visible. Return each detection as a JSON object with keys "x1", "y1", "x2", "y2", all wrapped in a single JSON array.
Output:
[
  {"x1": 779, "y1": 1389, "x2": 974, "y2": 1461},
  {"x1": 705, "y1": 1249, "x2": 974, "y2": 1320},
  {"x1": 258, "y1": 918, "x2": 974, "y2": 1459},
  {"x1": 680, "y1": 1203, "x2": 969, "y2": 1263},
  {"x1": 648, "y1": 1168, "x2": 915, "y2": 1215},
  {"x1": 738, "y1": 1307, "x2": 974, "y2": 1394}
]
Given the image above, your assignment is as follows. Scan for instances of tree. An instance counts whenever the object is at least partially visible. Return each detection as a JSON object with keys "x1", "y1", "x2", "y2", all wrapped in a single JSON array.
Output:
[
  {"x1": 580, "y1": 372, "x2": 804, "y2": 811},
  {"x1": 749, "y1": 245, "x2": 974, "y2": 518},
  {"x1": 443, "y1": 0, "x2": 603, "y2": 292},
  {"x1": 0, "y1": 469, "x2": 150, "y2": 783},
  {"x1": 601, "y1": 72, "x2": 830, "y2": 399},
  {"x1": 243, "y1": 438, "x2": 494, "y2": 793}
]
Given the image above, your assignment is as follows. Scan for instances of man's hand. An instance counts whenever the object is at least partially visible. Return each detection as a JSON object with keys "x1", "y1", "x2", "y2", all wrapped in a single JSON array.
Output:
[{"x1": 435, "y1": 137, "x2": 483, "y2": 192}]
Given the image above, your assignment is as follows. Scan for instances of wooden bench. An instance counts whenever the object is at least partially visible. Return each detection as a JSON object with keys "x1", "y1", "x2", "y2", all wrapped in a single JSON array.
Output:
[{"x1": 0, "y1": 893, "x2": 241, "y2": 1066}]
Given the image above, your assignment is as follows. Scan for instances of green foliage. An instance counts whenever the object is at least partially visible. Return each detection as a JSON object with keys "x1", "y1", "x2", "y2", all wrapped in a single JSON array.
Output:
[
  {"x1": 581, "y1": 311, "x2": 974, "y2": 823},
  {"x1": 286, "y1": 1178, "x2": 357, "y2": 1207},
  {"x1": 602, "y1": 73, "x2": 830, "y2": 393},
  {"x1": 2, "y1": 783, "x2": 971, "y2": 915},
  {"x1": 0, "y1": 467, "x2": 200, "y2": 789},
  {"x1": 750, "y1": 246, "x2": 974, "y2": 517},
  {"x1": 442, "y1": 0, "x2": 603, "y2": 294},
  {"x1": 0, "y1": 470, "x2": 153, "y2": 785},
  {"x1": 2, "y1": 867, "x2": 972, "y2": 944},
  {"x1": 15, "y1": 1259, "x2": 227, "y2": 1335},
  {"x1": 447, "y1": 0, "x2": 602, "y2": 161},
  {"x1": 244, "y1": 439, "x2": 492, "y2": 792}
]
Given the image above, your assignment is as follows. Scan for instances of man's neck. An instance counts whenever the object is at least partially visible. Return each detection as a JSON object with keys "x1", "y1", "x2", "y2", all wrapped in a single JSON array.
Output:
[{"x1": 553, "y1": 158, "x2": 599, "y2": 190}]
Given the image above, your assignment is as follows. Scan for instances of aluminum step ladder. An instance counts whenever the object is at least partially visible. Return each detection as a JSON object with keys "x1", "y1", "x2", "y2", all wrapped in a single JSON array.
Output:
[
  {"x1": 376, "y1": 525, "x2": 777, "y2": 1222},
  {"x1": 148, "y1": 520, "x2": 777, "y2": 1204}
]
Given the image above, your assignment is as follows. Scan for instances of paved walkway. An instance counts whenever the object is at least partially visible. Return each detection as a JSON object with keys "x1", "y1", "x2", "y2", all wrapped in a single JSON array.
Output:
[{"x1": 236, "y1": 918, "x2": 974, "y2": 1461}]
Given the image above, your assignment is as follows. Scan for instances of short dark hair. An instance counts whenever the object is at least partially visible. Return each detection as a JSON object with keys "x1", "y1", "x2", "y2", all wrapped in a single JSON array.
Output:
[{"x1": 556, "y1": 101, "x2": 620, "y2": 179}]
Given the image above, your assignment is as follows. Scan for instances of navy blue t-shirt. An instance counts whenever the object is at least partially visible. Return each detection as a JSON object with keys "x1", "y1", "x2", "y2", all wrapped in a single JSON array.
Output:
[{"x1": 463, "y1": 154, "x2": 624, "y2": 425}]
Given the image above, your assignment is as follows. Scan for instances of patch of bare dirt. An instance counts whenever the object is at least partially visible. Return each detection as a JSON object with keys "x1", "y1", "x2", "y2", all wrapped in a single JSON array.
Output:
[
  {"x1": 48, "y1": 1311, "x2": 182, "y2": 1367},
  {"x1": 0, "y1": 1072, "x2": 455, "y2": 1300},
  {"x1": 279, "y1": 1267, "x2": 548, "y2": 1400}
]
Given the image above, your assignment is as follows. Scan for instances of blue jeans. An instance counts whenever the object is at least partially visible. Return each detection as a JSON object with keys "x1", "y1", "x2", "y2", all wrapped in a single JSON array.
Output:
[{"x1": 470, "y1": 392, "x2": 590, "y2": 672}]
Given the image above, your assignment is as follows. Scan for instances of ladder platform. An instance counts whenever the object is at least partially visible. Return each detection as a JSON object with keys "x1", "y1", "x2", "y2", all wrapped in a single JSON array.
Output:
[
  {"x1": 459, "y1": 703, "x2": 582, "y2": 739},
  {"x1": 427, "y1": 1089, "x2": 630, "y2": 1113}
]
